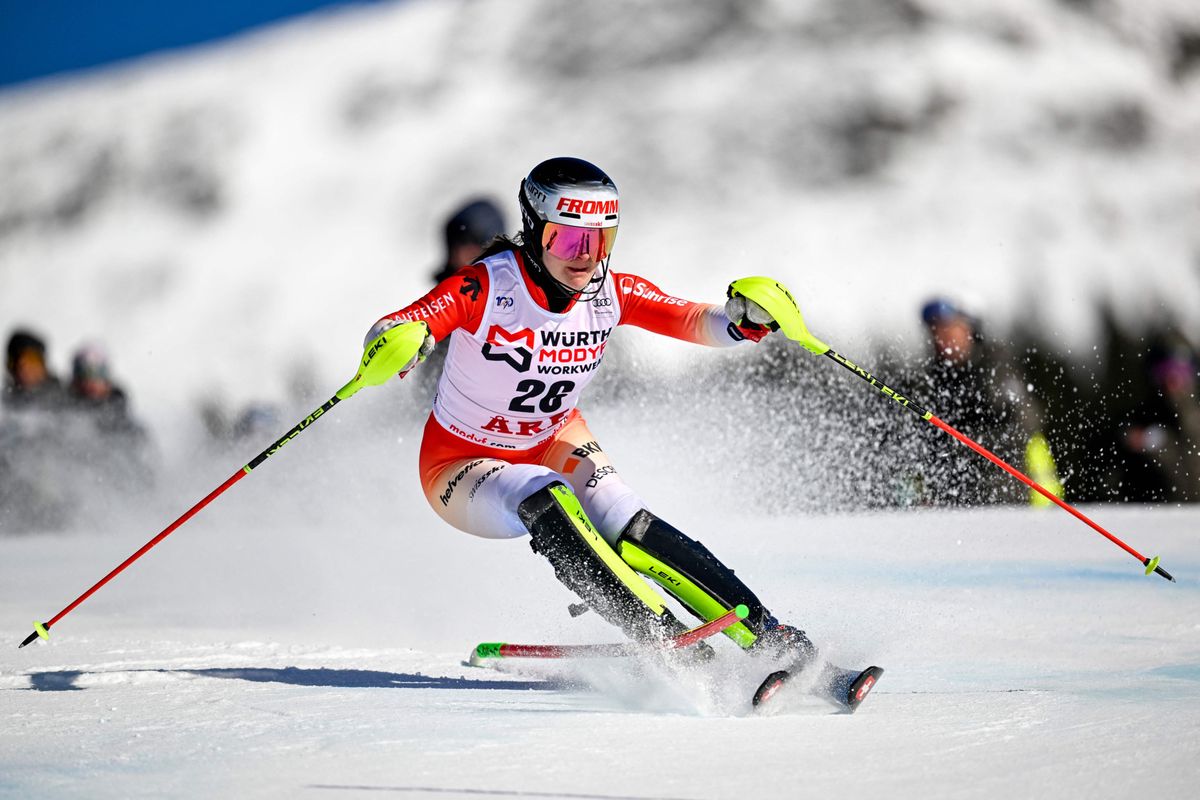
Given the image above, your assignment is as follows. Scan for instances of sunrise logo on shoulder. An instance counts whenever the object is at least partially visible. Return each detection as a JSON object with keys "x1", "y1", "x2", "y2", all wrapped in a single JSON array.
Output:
[
  {"x1": 618, "y1": 277, "x2": 686, "y2": 306},
  {"x1": 482, "y1": 325, "x2": 535, "y2": 372}
]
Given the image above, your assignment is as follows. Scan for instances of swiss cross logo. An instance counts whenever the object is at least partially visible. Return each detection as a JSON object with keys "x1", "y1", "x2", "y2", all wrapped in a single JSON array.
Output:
[{"x1": 482, "y1": 325, "x2": 535, "y2": 372}]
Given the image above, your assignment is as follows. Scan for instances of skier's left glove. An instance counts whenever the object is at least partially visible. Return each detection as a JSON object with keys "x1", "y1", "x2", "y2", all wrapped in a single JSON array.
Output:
[
  {"x1": 724, "y1": 292, "x2": 779, "y2": 343},
  {"x1": 363, "y1": 318, "x2": 436, "y2": 378}
]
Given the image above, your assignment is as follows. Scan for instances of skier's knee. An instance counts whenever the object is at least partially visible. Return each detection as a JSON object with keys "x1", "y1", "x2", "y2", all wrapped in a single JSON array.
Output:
[
  {"x1": 517, "y1": 481, "x2": 586, "y2": 559},
  {"x1": 518, "y1": 482, "x2": 634, "y2": 577}
]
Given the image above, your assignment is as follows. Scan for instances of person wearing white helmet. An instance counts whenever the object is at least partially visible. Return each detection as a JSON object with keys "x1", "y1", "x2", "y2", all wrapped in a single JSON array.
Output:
[{"x1": 366, "y1": 157, "x2": 812, "y2": 666}]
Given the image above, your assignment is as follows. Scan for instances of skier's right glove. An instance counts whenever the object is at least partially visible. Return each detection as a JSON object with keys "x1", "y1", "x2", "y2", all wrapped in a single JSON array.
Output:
[
  {"x1": 363, "y1": 318, "x2": 436, "y2": 379},
  {"x1": 399, "y1": 329, "x2": 437, "y2": 379}
]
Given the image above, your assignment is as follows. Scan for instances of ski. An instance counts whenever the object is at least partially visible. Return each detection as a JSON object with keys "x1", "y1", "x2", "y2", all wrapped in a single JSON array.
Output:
[
  {"x1": 469, "y1": 603, "x2": 749, "y2": 665},
  {"x1": 753, "y1": 663, "x2": 884, "y2": 713}
]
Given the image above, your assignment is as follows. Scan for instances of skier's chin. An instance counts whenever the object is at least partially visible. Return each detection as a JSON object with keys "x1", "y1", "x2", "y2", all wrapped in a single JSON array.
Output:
[{"x1": 556, "y1": 265, "x2": 597, "y2": 290}]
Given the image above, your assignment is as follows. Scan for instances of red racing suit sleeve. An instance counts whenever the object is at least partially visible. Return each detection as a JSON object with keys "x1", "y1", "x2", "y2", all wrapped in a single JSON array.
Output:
[
  {"x1": 613, "y1": 273, "x2": 744, "y2": 347},
  {"x1": 367, "y1": 264, "x2": 489, "y2": 344}
]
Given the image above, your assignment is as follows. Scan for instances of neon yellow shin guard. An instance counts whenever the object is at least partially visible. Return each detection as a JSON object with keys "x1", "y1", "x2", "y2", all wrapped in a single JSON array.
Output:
[
  {"x1": 619, "y1": 540, "x2": 759, "y2": 648},
  {"x1": 517, "y1": 483, "x2": 685, "y2": 643},
  {"x1": 616, "y1": 510, "x2": 765, "y2": 649}
]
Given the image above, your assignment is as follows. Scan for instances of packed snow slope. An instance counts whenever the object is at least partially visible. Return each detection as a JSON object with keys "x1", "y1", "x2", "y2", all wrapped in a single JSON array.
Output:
[
  {"x1": 3, "y1": 2, "x2": 1200, "y2": 798},
  {"x1": 2, "y1": 0, "x2": 1200, "y2": 450},
  {"x1": 2, "y1": 499, "x2": 1197, "y2": 799}
]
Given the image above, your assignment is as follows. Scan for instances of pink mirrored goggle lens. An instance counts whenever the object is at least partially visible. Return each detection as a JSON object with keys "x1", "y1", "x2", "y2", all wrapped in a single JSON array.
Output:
[{"x1": 542, "y1": 223, "x2": 617, "y2": 262}]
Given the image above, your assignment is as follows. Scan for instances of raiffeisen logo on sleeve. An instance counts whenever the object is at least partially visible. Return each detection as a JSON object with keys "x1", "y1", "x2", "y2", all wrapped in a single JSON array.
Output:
[{"x1": 619, "y1": 277, "x2": 687, "y2": 307}]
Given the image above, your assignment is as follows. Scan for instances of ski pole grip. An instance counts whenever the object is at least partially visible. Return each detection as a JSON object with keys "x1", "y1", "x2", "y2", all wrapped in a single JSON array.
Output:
[
  {"x1": 337, "y1": 321, "x2": 430, "y2": 400},
  {"x1": 727, "y1": 277, "x2": 829, "y2": 355}
]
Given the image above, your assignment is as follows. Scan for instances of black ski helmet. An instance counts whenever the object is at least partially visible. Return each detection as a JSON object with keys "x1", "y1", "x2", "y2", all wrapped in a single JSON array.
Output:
[
  {"x1": 6, "y1": 329, "x2": 47, "y2": 374},
  {"x1": 519, "y1": 157, "x2": 619, "y2": 298},
  {"x1": 444, "y1": 198, "x2": 506, "y2": 251}
]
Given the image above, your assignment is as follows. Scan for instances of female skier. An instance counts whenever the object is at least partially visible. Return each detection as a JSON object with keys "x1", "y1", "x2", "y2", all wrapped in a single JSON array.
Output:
[{"x1": 367, "y1": 157, "x2": 816, "y2": 670}]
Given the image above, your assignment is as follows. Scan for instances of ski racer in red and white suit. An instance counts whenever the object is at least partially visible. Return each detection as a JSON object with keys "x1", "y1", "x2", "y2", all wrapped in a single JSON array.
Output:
[
  {"x1": 368, "y1": 249, "x2": 754, "y2": 543},
  {"x1": 364, "y1": 157, "x2": 813, "y2": 662}
]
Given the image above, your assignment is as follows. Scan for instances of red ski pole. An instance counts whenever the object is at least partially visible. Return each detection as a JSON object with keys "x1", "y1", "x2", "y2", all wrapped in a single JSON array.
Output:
[
  {"x1": 728, "y1": 277, "x2": 1175, "y2": 583},
  {"x1": 18, "y1": 322, "x2": 430, "y2": 648}
]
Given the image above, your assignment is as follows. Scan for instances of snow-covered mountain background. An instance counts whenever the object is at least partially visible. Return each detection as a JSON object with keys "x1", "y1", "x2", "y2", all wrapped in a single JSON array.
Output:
[
  {"x1": 4, "y1": 3, "x2": 1200, "y2": 798},
  {"x1": 3, "y1": 0, "x2": 1200, "y2": 456}
]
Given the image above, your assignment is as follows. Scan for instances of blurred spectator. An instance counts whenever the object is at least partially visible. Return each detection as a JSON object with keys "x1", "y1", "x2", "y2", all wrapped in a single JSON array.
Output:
[
  {"x1": 66, "y1": 341, "x2": 154, "y2": 491},
  {"x1": 922, "y1": 297, "x2": 980, "y2": 367},
  {"x1": 232, "y1": 403, "x2": 282, "y2": 443},
  {"x1": 409, "y1": 199, "x2": 507, "y2": 404},
  {"x1": 896, "y1": 297, "x2": 1034, "y2": 506},
  {"x1": 1, "y1": 334, "x2": 153, "y2": 532},
  {"x1": 1108, "y1": 334, "x2": 1200, "y2": 502},
  {"x1": 68, "y1": 342, "x2": 144, "y2": 435},
  {"x1": 920, "y1": 298, "x2": 1063, "y2": 506},
  {"x1": 431, "y1": 198, "x2": 506, "y2": 284},
  {"x1": 3, "y1": 329, "x2": 66, "y2": 411},
  {"x1": 198, "y1": 398, "x2": 284, "y2": 449}
]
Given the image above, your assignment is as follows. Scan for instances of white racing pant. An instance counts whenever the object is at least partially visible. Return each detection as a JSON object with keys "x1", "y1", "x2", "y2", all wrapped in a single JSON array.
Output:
[{"x1": 418, "y1": 410, "x2": 647, "y2": 545}]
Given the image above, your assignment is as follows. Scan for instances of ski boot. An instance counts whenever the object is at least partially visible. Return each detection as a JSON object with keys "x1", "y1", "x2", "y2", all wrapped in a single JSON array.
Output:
[
  {"x1": 749, "y1": 617, "x2": 818, "y2": 666},
  {"x1": 609, "y1": 509, "x2": 883, "y2": 710}
]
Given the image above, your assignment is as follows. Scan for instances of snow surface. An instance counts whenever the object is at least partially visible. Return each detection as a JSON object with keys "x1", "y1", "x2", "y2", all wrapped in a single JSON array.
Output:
[
  {"x1": 3, "y1": 1, "x2": 1200, "y2": 797},
  {"x1": 3, "y1": 495, "x2": 1198, "y2": 799}
]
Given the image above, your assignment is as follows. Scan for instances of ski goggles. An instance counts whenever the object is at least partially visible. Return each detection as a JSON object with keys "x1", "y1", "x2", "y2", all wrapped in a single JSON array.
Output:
[{"x1": 541, "y1": 223, "x2": 617, "y2": 263}]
